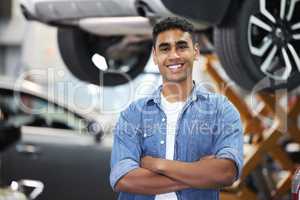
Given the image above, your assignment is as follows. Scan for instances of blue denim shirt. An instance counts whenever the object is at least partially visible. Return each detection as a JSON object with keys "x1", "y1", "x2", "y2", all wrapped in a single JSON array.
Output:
[{"x1": 110, "y1": 84, "x2": 243, "y2": 200}]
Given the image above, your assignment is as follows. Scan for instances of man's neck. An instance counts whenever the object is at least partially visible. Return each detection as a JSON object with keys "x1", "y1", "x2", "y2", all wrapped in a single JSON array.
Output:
[{"x1": 161, "y1": 79, "x2": 193, "y2": 103}]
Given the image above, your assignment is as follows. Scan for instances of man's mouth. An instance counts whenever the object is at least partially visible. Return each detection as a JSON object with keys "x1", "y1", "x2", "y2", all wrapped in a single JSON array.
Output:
[{"x1": 167, "y1": 63, "x2": 184, "y2": 70}]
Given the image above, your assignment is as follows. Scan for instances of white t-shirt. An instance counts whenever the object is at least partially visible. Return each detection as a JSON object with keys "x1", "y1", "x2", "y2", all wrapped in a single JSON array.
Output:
[{"x1": 155, "y1": 94, "x2": 185, "y2": 200}]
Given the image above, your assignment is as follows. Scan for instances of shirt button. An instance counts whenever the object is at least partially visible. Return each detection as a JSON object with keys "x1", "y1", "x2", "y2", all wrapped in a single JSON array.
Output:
[
  {"x1": 160, "y1": 140, "x2": 165, "y2": 145},
  {"x1": 162, "y1": 118, "x2": 166, "y2": 122}
]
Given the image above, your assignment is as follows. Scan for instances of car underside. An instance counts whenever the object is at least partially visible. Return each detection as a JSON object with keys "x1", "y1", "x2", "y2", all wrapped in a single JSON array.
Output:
[{"x1": 20, "y1": 0, "x2": 300, "y2": 92}]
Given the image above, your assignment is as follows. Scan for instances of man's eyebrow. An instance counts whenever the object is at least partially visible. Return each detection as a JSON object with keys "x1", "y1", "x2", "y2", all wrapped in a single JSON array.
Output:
[
  {"x1": 158, "y1": 42, "x2": 170, "y2": 49},
  {"x1": 157, "y1": 40, "x2": 189, "y2": 49},
  {"x1": 176, "y1": 40, "x2": 189, "y2": 45}
]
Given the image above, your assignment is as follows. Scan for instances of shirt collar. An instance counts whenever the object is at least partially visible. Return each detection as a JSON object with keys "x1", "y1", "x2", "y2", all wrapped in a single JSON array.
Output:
[{"x1": 146, "y1": 81, "x2": 209, "y2": 106}]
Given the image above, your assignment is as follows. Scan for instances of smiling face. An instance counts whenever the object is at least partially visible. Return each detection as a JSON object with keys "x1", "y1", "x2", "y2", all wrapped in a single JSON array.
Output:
[{"x1": 153, "y1": 29, "x2": 199, "y2": 84}]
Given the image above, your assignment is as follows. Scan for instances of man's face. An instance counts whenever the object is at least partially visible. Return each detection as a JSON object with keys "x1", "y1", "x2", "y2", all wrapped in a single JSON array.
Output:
[{"x1": 153, "y1": 29, "x2": 199, "y2": 83}]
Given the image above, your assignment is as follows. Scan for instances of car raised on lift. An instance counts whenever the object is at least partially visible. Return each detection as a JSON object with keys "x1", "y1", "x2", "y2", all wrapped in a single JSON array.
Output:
[{"x1": 20, "y1": 0, "x2": 300, "y2": 92}]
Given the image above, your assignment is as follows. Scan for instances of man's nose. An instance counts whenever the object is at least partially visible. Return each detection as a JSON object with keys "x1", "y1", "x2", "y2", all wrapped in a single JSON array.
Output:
[{"x1": 168, "y1": 48, "x2": 180, "y2": 59}]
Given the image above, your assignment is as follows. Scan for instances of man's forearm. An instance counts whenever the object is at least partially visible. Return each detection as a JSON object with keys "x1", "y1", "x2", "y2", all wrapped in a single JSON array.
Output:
[
  {"x1": 142, "y1": 157, "x2": 237, "y2": 189},
  {"x1": 115, "y1": 167, "x2": 190, "y2": 195}
]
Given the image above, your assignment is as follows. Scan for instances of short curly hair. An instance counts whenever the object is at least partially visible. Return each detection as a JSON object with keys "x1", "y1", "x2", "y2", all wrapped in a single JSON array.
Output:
[{"x1": 152, "y1": 17, "x2": 196, "y2": 47}]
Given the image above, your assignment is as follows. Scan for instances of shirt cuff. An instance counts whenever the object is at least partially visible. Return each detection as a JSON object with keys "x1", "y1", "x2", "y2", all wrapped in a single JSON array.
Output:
[
  {"x1": 110, "y1": 158, "x2": 139, "y2": 190},
  {"x1": 215, "y1": 148, "x2": 243, "y2": 180}
]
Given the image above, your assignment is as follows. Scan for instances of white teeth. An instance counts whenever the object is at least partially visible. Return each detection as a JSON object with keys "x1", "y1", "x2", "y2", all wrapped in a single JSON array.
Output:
[{"x1": 168, "y1": 64, "x2": 182, "y2": 69}]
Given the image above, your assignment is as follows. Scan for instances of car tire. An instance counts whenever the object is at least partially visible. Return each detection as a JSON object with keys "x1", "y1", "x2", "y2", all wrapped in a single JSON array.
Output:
[
  {"x1": 214, "y1": 0, "x2": 300, "y2": 92},
  {"x1": 57, "y1": 28, "x2": 152, "y2": 86}
]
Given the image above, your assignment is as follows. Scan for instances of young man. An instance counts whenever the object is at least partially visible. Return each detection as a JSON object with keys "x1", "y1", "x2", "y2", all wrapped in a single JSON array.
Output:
[{"x1": 110, "y1": 17, "x2": 243, "y2": 200}]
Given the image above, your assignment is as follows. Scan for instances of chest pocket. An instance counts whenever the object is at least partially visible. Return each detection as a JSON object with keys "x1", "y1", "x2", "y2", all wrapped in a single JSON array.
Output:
[
  {"x1": 182, "y1": 118, "x2": 215, "y2": 161},
  {"x1": 141, "y1": 128, "x2": 160, "y2": 157}
]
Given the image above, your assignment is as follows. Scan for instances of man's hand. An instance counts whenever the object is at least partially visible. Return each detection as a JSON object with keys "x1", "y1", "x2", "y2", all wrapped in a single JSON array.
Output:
[
  {"x1": 115, "y1": 167, "x2": 191, "y2": 195},
  {"x1": 141, "y1": 156, "x2": 163, "y2": 173},
  {"x1": 141, "y1": 155, "x2": 236, "y2": 189},
  {"x1": 200, "y1": 155, "x2": 216, "y2": 160},
  {"x1": 141, "y1": 155, "x2": 216, "y2": 173}
]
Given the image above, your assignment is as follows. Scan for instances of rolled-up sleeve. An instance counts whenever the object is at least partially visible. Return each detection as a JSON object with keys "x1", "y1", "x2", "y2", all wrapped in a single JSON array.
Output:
[
  {"x1": 213, "y1": 96, "x2": 244, "y2": 180},
  {"x1": 110, "y1": 104, "x2": 142, "y2": 190}
]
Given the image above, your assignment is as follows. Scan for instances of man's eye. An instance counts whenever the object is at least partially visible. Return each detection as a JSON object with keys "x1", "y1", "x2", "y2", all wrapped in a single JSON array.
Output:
[
  {"x1": 178, "y1": 44, "x2": 188, "y2": 49},
  {"x1": 160, "y1": 47, "x2": 169, "y2": 52}
]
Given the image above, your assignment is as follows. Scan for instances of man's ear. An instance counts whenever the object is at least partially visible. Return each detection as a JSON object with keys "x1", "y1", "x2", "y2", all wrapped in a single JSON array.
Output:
[
  {"x1": 152, "y1": 48, "x2": 158, "y2": 65},
  {"x1": 194, "y1": 43, "x2": 200, "y2": 60}
]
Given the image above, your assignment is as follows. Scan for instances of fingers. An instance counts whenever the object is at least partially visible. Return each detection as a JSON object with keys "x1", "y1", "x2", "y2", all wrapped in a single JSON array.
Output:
[{"x1": 201, "y1": 155, "x2": 216, "y2": 160}]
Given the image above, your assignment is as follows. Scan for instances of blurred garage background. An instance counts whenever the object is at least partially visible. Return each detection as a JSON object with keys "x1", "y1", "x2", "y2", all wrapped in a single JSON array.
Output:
[{"x1": 1, "y1": 0, "x2": 300, "y2": 200}]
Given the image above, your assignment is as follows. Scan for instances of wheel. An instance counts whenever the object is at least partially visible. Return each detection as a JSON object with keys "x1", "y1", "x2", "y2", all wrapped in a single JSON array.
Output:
[
  {"x1": 214, "y1": 0, "x2": 300, "y2": 92},
  {"x1": 57, "y1": 28, "x2": 152, "y2": 86}
]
